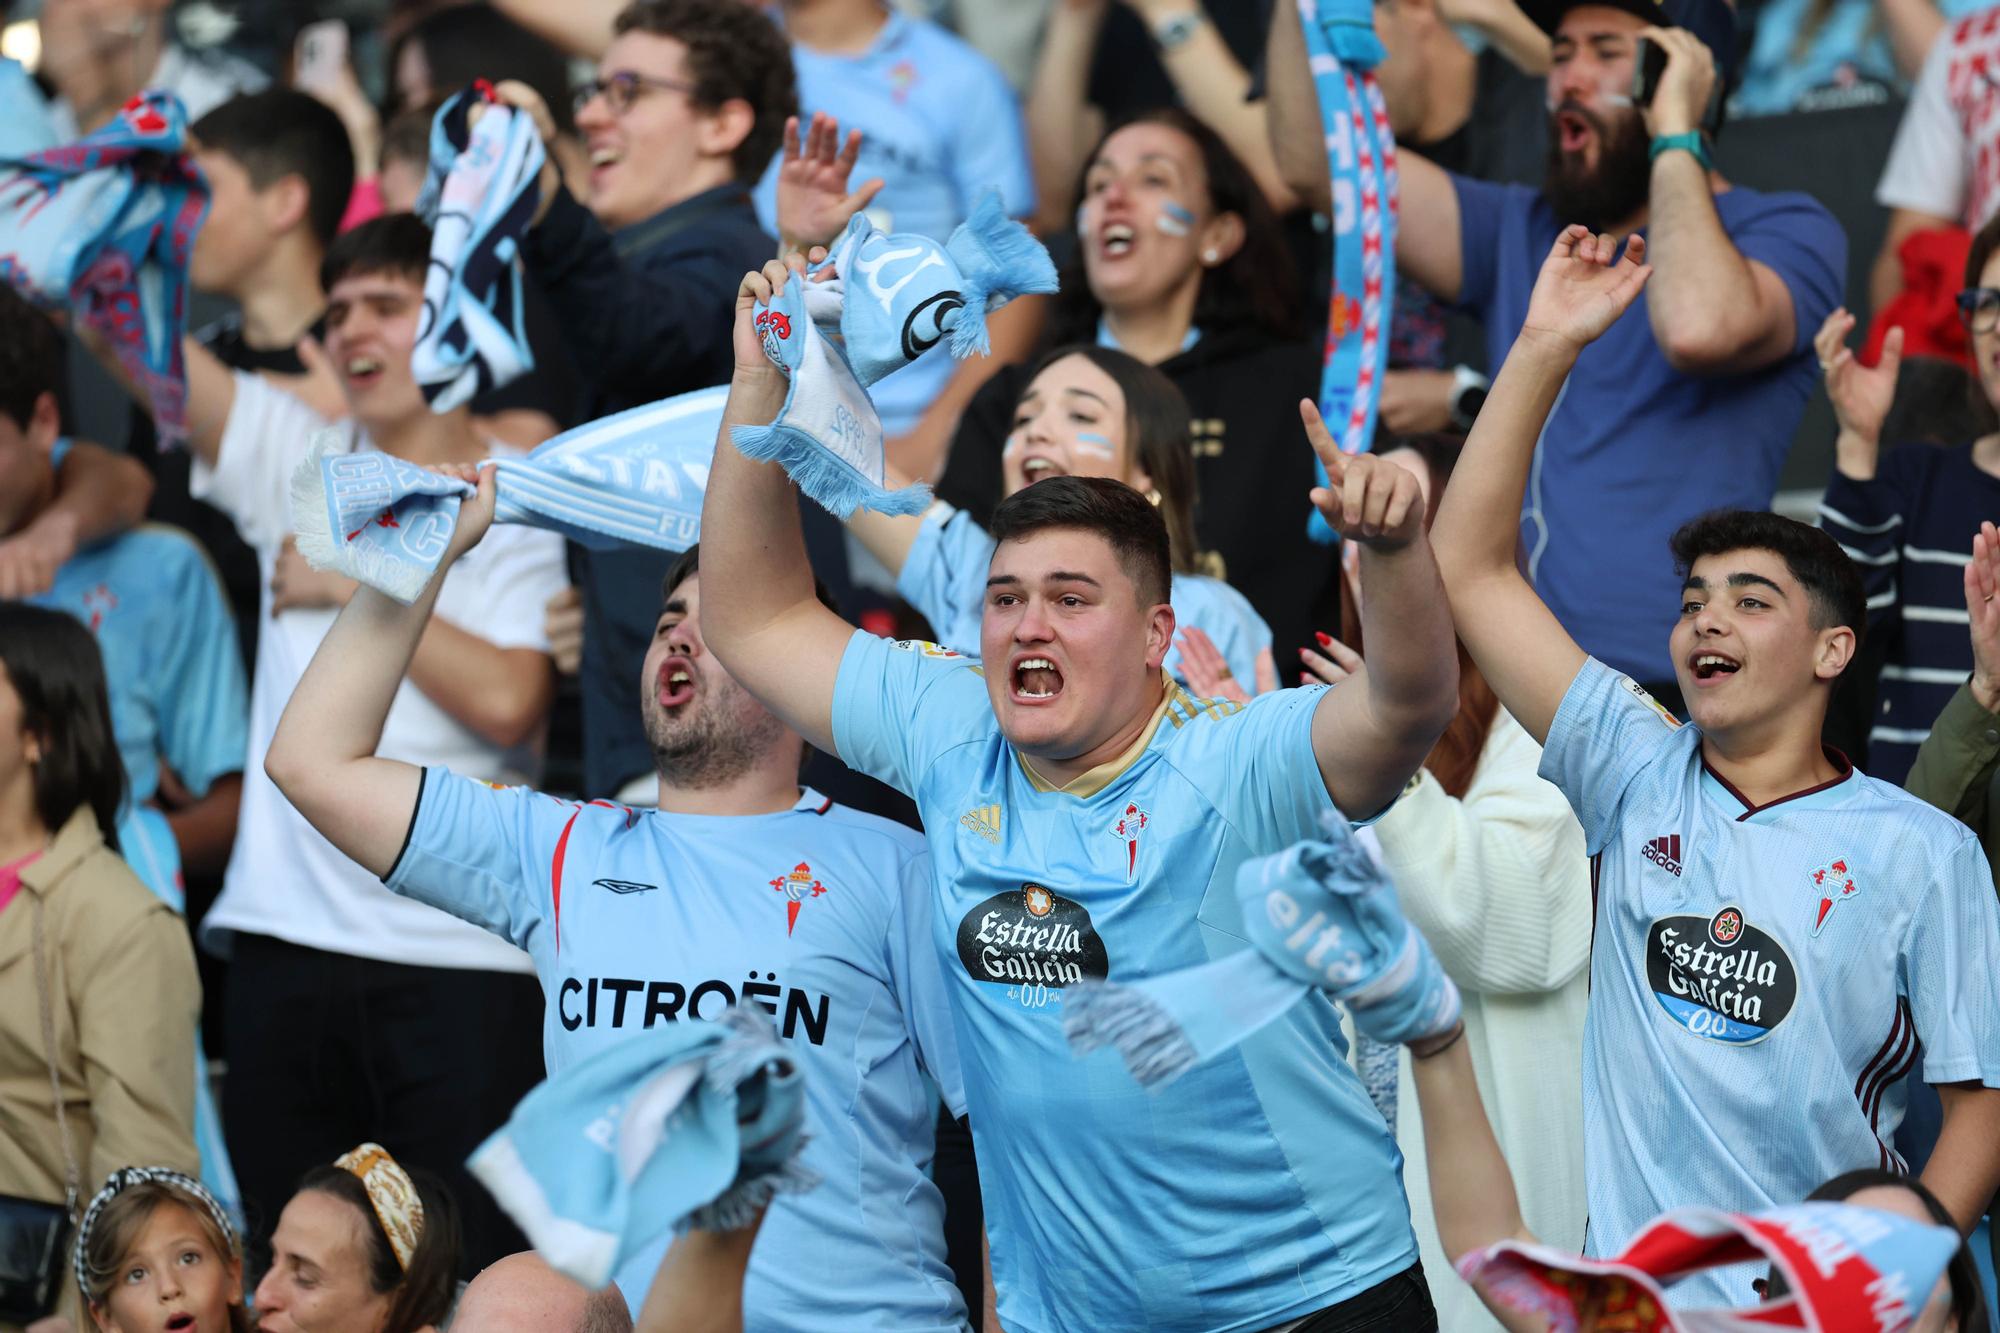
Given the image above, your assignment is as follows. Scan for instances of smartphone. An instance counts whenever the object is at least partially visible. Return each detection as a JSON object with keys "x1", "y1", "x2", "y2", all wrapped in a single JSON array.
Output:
[
  {"x1": 1630, "y1": 36, "x2": 1669, "y2": 107},
  {"x1": 294, "y1": 19, "x2": 350, "y2": 95}
]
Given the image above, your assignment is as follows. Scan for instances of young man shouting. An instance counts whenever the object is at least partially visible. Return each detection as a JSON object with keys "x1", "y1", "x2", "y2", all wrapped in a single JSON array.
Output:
[
  {"x1": 698, "y1": 255, "x2": 1461, "y2": 1333},
  {"x1": 1430, "y1": 225, "x2": 2000, "y2": 1307}
]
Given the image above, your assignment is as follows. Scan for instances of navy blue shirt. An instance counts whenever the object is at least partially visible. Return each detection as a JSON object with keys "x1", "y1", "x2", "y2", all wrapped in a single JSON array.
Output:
[
  {"x1": 525, "y1": 183, "x2": 775, "y2": 795},
  {"x1": 1453, "y1": 174, "x2": 1847, "y2": 683}
]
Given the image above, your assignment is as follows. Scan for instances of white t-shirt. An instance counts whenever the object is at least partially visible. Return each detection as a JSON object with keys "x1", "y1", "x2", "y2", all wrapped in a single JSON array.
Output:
[
  {"x1": 191, "y1": 374, "x2": 567, "y2": 972},
  {"x1": 1876, "y1": 11, "x2": 2000, "y2": 226},
  {"x1": 48, "y1": 43, "x2": 267, "y2": 141}
]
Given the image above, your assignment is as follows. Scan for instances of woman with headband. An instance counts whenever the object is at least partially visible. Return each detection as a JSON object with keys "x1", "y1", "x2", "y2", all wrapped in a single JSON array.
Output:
[
  {"x1": 251, "y1": 1145, "x2": 459, "y2": 1333},
  {"x1": 70, "y1": 1168, "x2": 248, "y2": 1333}
]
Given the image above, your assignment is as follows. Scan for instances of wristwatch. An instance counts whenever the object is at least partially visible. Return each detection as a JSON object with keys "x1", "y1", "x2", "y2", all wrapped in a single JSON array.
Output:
[
  {"x1": 1152, "y1": 10, "x2": 1206, "y2": 52},
  {"x1": 1448, "y1": 364, "x2": 1490, "y2": 430},
  {"x1": 1649, "y1": 131, "x2": 1713, "y2": 171}
]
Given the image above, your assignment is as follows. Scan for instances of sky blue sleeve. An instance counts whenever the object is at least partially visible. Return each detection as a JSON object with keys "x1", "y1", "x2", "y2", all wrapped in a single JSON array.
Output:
[
  {"x1": 1904, "y1": 832, "x2": 2000, "y2": 1087},
  {"x1": 153, "y1": 539, "x2": 248, "y2": 796},
  {"x1": 384, "y1": 768, "x2": 572, "y2": 953},
  {"x1": 1172, "y1": 577, "x2": 1270, "y2": 686},
  {"x1": 1537, "y1": 658, "x2": 1684, "y2": 855},
  {"x1": 1181, "y1": 685, "x2": 1339, "y2": 848},
  {"x1": 894, "y1": 504, "x2": 993, "y2": 657},
  {"x1": 1730, "y1": 193, "x2": 1848, "y2": 357},
  {"x1": 831, "y1": 630, "x2": 991, "y2": 796},
  {"x1": 947, "y1": 50, "x2": 1035, "y2": 219},
  {"x1": 886, "y1": 842, "x2": 966, "y2": 1117}
]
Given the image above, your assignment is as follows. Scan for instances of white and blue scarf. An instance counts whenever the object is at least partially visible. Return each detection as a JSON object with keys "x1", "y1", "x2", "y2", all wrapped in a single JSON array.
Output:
[
  {"x1": 0, "y1": 92, "x2": 209, "y2": 444},
  {"x1": 1064, "y1": 820, "x2": 1460, "y2": 1090},
  {"x1": 290, "y1": 386, "x2": 726, "y2": 603},
  {"x1": 412, "y1": 86, "x2": 542, "y2": 411},
  {"x1": 732, "y1": 191, "x2": 1057, "y2": 519},
  {"x1": 467, "y1": 1005, "x2": 815, "y2": 1290},
  {"x1": 1301, "y1": 0, "x2": 1398, "y2": 544}
]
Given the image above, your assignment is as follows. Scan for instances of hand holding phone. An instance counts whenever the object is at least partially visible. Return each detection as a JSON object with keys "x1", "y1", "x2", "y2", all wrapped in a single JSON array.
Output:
[{"x1": 294, "y1": 19, "x2": 350, "y2": 97}]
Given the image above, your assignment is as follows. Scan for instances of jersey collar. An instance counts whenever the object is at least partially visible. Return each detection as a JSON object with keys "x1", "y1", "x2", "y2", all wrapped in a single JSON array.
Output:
[
  {"x1": 793, "y1": 787, "x2": 833, "y2": 815},
  {"x1": 1015, "y1": 672, "x2": 1178, "y2": 800},
  {"x1": 1700, "y1": 747, "x2": 1856, "y2": 824}
]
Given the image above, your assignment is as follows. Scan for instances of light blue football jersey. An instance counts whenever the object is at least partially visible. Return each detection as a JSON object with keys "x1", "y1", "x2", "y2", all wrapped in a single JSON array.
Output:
[
  {"x1": 898, "y1": 500, "x2": 1273, "y2": 689},
  {"x1": 831, "y1": 631, "x2": 1418, "y2": 1333},
  {"x1": 384, "y1": 771, "x2": 968, "y2": 1332},
  {"x1": 1542, "y1": 658, "x2": 2000, "y2": 1307}
]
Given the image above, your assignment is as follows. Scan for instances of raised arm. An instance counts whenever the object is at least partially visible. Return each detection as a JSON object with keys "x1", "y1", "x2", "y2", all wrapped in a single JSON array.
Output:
[
  {"x1": 697, "y1": 257, "x2": 860, "y2": 756},
  {"x1": 635, "y1": 1214, "x2": 763, "y2": 1333},
  {"x1": 1432, "y1": 226, "x2": 1651, "y2": 743},
  {"x1": 1639, "y1": 28, "x2": 1800, "y2": 373},
  {"x1": 1264, "y1": 0, "x2": 1332, "y2": 213},
  {"x1": 0, "y1": 439, "x2": 152, "y2": 599},
  {"x1": 488, "y1": 0, "x2": 620, "y2": 58},
  {"x1": 263, "y1": 469, "x2": 498, "y2": 877},
  {"x1": 1301, "y1": 407, "x2": 1460, "y2": 816},
  {"x1": 1906, "y1": 523, "x2": 2000, "y2": 828}
]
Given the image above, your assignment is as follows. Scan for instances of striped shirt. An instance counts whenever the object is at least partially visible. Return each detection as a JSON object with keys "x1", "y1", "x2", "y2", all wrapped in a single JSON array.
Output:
[{"x1": 1817, "y1": 443, "x2": 2000, "y2": 783}]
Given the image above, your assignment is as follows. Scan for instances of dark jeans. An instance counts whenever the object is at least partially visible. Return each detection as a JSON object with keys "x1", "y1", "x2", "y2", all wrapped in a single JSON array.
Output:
[
  {"x1": 222, "y1": 933, "x2": 545, "y2": 1279},
  {"x1": 1281, "y1": 1263, "x2": 1438, "y2": 1333}
]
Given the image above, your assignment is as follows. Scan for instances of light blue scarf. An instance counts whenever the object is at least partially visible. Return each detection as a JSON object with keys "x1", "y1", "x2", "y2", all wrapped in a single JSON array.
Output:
[
  {"x1": 411, "y1": 87, "x2": 542, "y2": 411},
  {"x1": 0, "y1": 92, "x2": 209, "y2": 444},
  {"x1": 1064, "y1": 822, "x2": 1460, "y2": 1090},
  {"x1": 1301, "y1": 0, "x2": 1398, "y2": 544},
  {"x1": 731, "y1": 191, "x2": 1057, "y2": 519},
  {"x1": 467, "y1": 1005, "x2": 815, "y2": 1290},
  {"x1": 290, "y1": 386, "x2": 726, "y2": 603}
]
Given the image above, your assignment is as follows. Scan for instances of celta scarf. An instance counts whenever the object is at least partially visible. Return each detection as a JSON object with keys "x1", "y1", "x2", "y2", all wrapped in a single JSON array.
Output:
[
  {"x1": 467, "y1": 1005, "x2": 815, "y2": 1290},
  {"x1": 0, "y1": 92, "x2": 208, "y2": 444},
  {"x1": 1063, "y1": 822, "x2": 1460, "y2": 1090},
  {"x1": 290, "y1": 386, "x2": 726, "y2": 603},
  {"x1": 1460, "y1": 1203, "x2": 1961, "y2": 1333},
  {"x1": 411, "y1": 86, "x2": 542, "y2": 411},
  {"x1": 1300, "y1": 0, "x2": 1398, "y2": 544},
  {"x1": 731, "y1": 191, "x2": 1057, "y2": 519}
]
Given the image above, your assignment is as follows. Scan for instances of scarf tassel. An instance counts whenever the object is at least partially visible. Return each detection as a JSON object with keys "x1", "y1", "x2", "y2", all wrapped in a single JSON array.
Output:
[
  {"x1": 728, "y1": 417, "x2": 931, "y2": 520},
  {"x1": 942, "y1": 192, "x2": 1061, "y2": 362}
]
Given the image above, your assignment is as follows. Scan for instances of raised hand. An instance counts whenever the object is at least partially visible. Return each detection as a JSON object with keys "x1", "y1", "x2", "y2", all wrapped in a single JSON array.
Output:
[
  {"x1": 1300, "y1": 631, "x2": 1362, "y2": 687},
  {"x1": 1303, "y1": 401, "x2": 1427, "y2": 550},
  {"x1": 1519, "y1": 226, "x2": 1652, "y2": 353},
  {"x1": 1815, "y1": 307, "x2": 1902, "y2": 480},
  {"x1": 775, "y1": 113, "x2": 886, "y2": 252},
  {"x1": 733, "y1": 250, "x2": 817, "y2": 381},
  {"x1": 1967, "y1": 522, "x2": 2000, "y2": 713}
]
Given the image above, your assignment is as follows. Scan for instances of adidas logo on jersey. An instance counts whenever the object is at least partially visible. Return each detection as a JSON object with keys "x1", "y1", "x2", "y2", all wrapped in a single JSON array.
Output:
[
  {"x1": 960, "y1": 804, "x2": 1003, "y2": 843},
  {"x1": 1642, "y1": 834, "x2": 1683, "y2": 877}
]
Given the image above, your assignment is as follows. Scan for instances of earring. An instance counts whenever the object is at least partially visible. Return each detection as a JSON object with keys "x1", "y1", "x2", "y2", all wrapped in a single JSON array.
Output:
[
  {"x1": 1202, "y1": 249, "x2": 1220, "y2": 264},
  {"x1": 1146, "y1": 488, "x2": 1162, "y2": 506}
]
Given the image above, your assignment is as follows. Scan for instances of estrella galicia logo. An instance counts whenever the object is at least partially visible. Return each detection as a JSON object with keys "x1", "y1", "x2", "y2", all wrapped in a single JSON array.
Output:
[
  {"x1": 1645, "y1": 906, "x2": 1798, "y2": 1045},
  {"x1": 592, "y1": 878, "x2": 657, "y2": 896},
  {"x1": 956, "y1": 883, "x2": 1109, "y2": 990}
]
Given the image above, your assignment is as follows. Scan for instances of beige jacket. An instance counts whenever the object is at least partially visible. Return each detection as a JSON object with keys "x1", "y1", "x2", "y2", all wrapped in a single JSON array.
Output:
[{"x1": 0, "y1": 805, "x2": 200, "y2": 1324}]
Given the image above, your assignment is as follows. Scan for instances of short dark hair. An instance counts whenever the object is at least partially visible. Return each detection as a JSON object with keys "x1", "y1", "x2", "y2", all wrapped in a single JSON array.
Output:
[
  {"x1": 1669, "y1": 509, "x2": 1867, "y2": 653},
  {"x1": 391, "y1": 5, "x2": 576, "y2": 135},
  {"x1": 0, "y1": 282, "x2": 59, "y2": 433},
  {"x1": 0, "y1": 605, "x2": 126, "y2": 851},
  {"x1": 988, "y1": 475, "x2": 1172, "y2": 608},
  {"x1": 380, "y1": 100, "x2": 443, "y2": 176},
  {"x1": 613, "y1": 0, "x2": 799, "y2": 183},
  {"x1": 192, "y1": 89, "x2": 357, "y2": 250},
  {"x1": 293, "y1": 1163, "x2": 460, "y2": 1333},
  {"x1": 1053, "y1": 106, "x2": 1302, "y2": 344},
  {"x1": 662, "y1": 544, "x2": 838, "y2": 615},
  {"x1": 321, "y1": 213, "x2": 432, "y2": 293}
]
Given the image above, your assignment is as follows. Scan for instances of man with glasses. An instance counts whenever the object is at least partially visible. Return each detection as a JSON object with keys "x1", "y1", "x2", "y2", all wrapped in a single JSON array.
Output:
[{"x1": 486, "y1": 0, "x2": 797, "y2": 803}]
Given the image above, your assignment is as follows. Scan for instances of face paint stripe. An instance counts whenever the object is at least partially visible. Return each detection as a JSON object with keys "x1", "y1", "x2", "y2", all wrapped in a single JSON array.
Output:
[
  {"x1": 1155, "y1": 201, "x2": 1195, "y2": 237},
  {"x1": 1073, "y1": 432, "x2": 1116, "y2": 458}
]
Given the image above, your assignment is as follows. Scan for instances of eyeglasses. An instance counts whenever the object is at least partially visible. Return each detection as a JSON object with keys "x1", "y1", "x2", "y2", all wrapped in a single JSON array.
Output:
[
  {"x1": 572, "y1": 71, "x2": 698, "y2": 117},
  {"x1": 1957, "y1": 286, "x2": 2000, "y2": 334}
]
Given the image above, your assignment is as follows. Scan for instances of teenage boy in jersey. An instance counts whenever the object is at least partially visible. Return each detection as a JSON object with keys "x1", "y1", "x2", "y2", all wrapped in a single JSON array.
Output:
[
  {"x1": 1430, "y1": 225, "x2": 2000, "y2": 1308},
  {"x1": 700, "y1": 256, "x2": 1460, "y2": 1333},
  {"x1": 265, "y1": 531, "x2": 970, "y2": 1331}
]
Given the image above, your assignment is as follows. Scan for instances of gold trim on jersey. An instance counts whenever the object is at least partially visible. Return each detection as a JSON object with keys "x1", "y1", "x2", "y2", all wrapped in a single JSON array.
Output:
[{"x1": 1014, "y1": 673, "x2": 1242, "y2": 799}]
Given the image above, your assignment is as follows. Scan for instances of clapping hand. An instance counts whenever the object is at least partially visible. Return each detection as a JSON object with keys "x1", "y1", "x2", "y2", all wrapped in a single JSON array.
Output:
[
  {"x1": 775, "y1": 113, "x2": 885, "y2": 253},
  {"x1": 1520, "y1": 227, "x2": 1651, "y2": 353},
  {"x1": 1175, "y1": 626, "x2": 1251, "y2": 704},
  {"x1": 1966, "y1": 521, "x2": 2000, "y2": 713},
  {"x1": 1815, "y1": 307, "x2": 1902, "y2": 479}
]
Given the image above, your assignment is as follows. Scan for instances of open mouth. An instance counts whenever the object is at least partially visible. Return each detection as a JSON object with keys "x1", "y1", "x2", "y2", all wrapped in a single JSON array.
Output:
[
  {"x1": 165, "y1": 1314, "x2": 195, "y2": 1331},
  {"x1": 658, "y1": 657, "x2": 697, "y2": 709},
  {"x1": 1019, "y1": 455, "x2": 1066, "y2": 483},
  {"x1": 1556, "y1": 110, "x2": 1594, "y2": 154},
  {"x1": 1690, "y1": 652, "x2": 1741, "y2": 682},
  {"x1": 1012, "y1": 655, "x2": 1064, "y2": 702},
  {"x1": 343, "y1": 354, "x2": 384, "y2": 388},
  {"x1": 1099, "y1": 223, "x2": 1136, "y2": 258}
]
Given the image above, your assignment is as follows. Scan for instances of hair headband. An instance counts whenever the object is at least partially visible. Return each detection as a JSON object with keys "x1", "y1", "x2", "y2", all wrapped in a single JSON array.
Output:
[
  {"x1": 73, "y1": 1167, "x2": 238, "y2": 1299},
  {"x1": 334, "y1": 1143, "x2": 425, "y2": 1272}
]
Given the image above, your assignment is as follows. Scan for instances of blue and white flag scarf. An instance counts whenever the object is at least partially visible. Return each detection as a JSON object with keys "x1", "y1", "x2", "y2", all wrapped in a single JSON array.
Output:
[
  {"x1": 0, "y1": 92, "x2": 208, "y2": 444},
  {"x1": 1301, "y1": 0, "x2": 1399, "y2": 544},
  {"x1": 412, "y1": 86, "x2": 541, "y2": 411},
  {"x1": 468, "y1": 1005, "x2": 816, "y2": 1290},
  {"x1": 1063, "y1": 819, "x2": 1461, "y2": 1090},
  {"x1": 732, "y1": 191, "x2": 1058, "y2": 519},
  {"x1": 290, "y1": 386, "x2": 726, "y2": 603}
]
